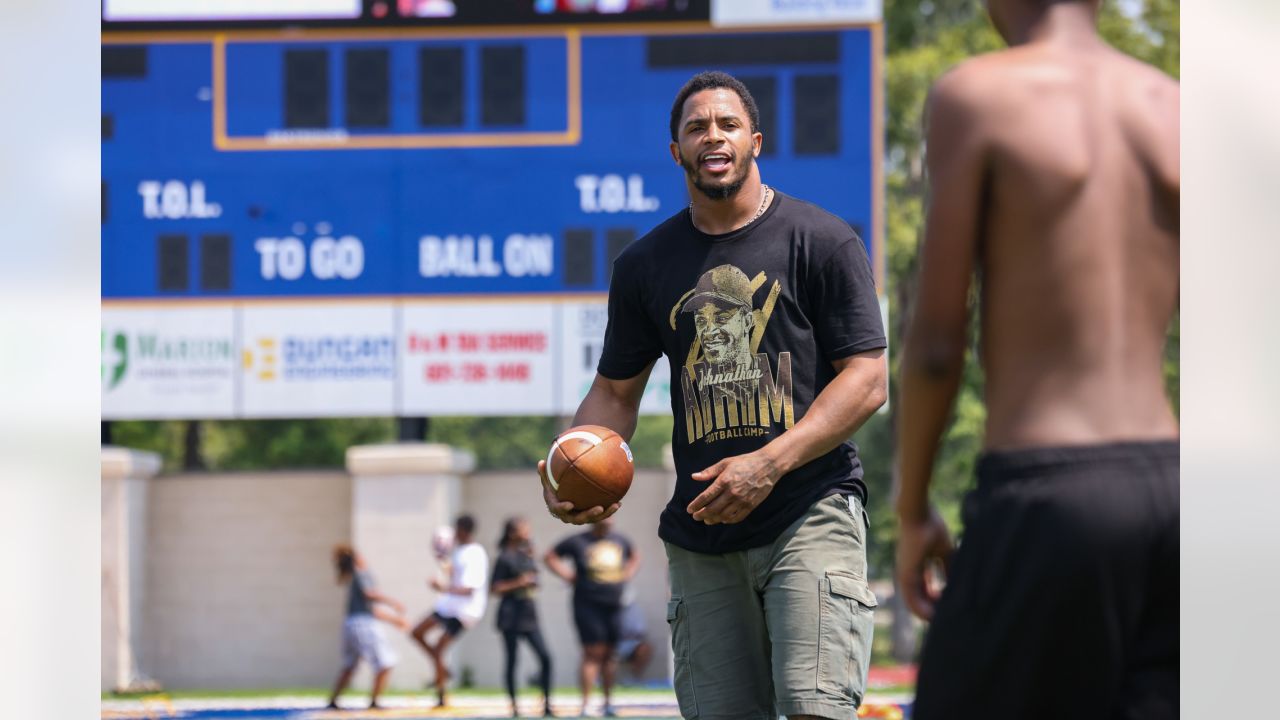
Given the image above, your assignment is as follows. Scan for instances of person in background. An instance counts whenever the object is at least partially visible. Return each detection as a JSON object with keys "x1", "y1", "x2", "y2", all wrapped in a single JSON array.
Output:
[
  {"x1": 546, "y1": 518, "x2": 639, "y2": 718},
  {"x1": 410, "y1": 515, "x2": 489, "y2": 709},
  {"x1": 613, "y1": 591, "x2": 653, "y2": 684},
  {"x1": 326, "y1": 545, "x2": 408, "y2": 711},
  {"x1": 492, "y1": 516, "x2": 555, "y2": 718}
]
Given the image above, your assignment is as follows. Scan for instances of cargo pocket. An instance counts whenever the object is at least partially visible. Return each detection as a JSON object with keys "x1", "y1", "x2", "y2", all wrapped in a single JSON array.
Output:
[
  {"x1": 666, "y1": 597, "x2": 698, "y2": 719},
  {"x1": 816, "y1": 572, "x2": 878, "y2": 704}
]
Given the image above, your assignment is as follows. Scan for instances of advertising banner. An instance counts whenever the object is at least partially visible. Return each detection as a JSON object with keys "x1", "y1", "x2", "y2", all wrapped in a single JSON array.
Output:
[
  {"x1": 101, "y1": 306, "x2": 237, "y2": 419},
  {"x1": 557, "y1": 301, "x2": 671, "y2": 416},
  {"x1": 400, "y1": 302, "x2": 558, "y2": 415},
  {"x1": 239, "y1": 303, "x2": 397, "y2": 417},
  {"x1": 103, "y1": 299, "x2": 683, "y2": 418}
]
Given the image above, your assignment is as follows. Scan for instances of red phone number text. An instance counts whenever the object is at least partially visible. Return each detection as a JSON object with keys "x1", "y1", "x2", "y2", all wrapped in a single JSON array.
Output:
[{"x1": 422, "y1": 362, "x2": 532, "y2": 383}]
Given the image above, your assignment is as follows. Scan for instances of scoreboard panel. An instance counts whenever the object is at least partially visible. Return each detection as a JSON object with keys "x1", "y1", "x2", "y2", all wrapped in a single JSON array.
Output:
[
  {"x1": 103, "y1": 24, "x2": 880, "y2": 299},
  {"x1": 102, "y1": 17, "x2": 883, "y2": 419}
]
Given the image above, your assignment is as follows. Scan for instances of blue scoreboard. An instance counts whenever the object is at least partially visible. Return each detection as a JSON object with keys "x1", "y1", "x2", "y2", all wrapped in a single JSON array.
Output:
[{"x1": 102, "y1": 16, "x2": 883, "y2": 300}]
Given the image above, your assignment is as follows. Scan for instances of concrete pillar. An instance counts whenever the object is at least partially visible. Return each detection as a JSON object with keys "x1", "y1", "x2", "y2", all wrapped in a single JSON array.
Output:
[
  {"x1": 345, "y1": 443, "x2": 476, "y2": 690},
  {"x1": 101, "y1": 446, "x2": 161, "y2": 692}
]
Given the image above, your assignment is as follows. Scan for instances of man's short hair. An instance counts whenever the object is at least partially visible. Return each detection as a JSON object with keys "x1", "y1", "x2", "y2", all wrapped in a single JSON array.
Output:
[
  {"x1": 669, "y1": 71, "x2": 761, "y2": 142},
  {"x1": 456, "y1": 515, "x2": 476, "y2": 535}
]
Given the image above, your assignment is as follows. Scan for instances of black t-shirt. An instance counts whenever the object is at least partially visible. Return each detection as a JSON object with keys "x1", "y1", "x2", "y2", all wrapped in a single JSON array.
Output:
[
  {"x1": 598, "y1": 191, "x2": 885, "y2": 555},
  {"x1": 553, "y1": 531, "x2": 633, "y2": 607},
  {"x1": 491, "y1": 546, "x2": 540, "y2": 633},
  {"x1": 346, "y1": 569, "x2": 374, "y2": 617}
]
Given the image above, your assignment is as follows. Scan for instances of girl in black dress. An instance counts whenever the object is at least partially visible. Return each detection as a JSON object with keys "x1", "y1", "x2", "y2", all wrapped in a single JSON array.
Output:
[{"x1": 491, "y1": 516, "x2": 554, "y2": 717}]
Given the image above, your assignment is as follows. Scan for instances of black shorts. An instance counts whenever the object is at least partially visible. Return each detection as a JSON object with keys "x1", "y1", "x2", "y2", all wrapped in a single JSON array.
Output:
[
  {"x1": 572, "y1": 598, "x2": 623, "y2": 647},
  {"x1": 914, "y1": 441, "x2": 1178, "y2": 720},
  {"x1": 430, "y1": 612, "x2": 466, "y2": 638}
]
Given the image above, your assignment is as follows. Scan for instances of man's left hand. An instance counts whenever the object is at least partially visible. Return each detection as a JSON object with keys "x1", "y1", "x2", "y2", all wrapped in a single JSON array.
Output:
[{"x1": 687, "y1": 452, "x2": 782, "y2": 525}]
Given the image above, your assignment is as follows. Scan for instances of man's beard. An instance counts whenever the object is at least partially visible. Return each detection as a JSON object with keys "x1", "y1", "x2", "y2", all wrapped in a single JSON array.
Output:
[{"x1": 680, "y1": 151, "x2": 751, "y2": 201}]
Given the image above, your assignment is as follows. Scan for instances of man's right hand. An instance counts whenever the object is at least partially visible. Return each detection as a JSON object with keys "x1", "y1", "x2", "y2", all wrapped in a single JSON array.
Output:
[{"x1": 538, "y1": 459, "x2": 620, "y2": 525}]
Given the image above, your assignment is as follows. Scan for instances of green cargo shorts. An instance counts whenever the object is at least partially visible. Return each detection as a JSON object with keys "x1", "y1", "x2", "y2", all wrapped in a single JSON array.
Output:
[{"x1": 665, "y1": 493, "x2": 877, "y2": 720}]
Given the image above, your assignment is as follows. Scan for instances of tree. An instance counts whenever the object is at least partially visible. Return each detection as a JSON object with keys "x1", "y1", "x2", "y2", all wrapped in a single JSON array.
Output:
[{"x1": 109, "y1": 417, "x2": 398, "y2": 472}]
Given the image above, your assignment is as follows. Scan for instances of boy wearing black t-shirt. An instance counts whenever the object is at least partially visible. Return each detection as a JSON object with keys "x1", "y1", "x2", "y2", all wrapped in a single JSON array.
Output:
[{"x1": 538, "y1": 71, "x2": 887, "y2": 720}]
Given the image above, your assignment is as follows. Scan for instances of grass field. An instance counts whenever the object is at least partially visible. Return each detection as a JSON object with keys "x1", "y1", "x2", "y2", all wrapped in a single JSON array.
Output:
[{"x1": 101, "y1": 685, "x2": 916, "y2": 719}]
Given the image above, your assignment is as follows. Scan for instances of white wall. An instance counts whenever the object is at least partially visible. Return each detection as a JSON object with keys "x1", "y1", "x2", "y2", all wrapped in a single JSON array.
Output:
[
  {"x1": 346, "y1": 444, "x2": 470, "y2": 691},
  {"x1": 141, "y1": 471, "x2": 351, "y2": 689},
  {"x1": 122, "y1": 465, "x2": 674, "y2": 691}
]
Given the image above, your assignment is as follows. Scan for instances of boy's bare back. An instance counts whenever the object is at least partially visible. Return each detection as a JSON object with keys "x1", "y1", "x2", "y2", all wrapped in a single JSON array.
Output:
[{"x1": 926, "y1": 40, "x2": 1179, "y2": 449}]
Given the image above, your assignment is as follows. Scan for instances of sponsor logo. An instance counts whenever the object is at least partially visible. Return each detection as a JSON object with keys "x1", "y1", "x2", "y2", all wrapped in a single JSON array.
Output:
[
  {"x1": 244, "y1": 334, "x2": 395, "y2": 382},
  {"x1": 102, "y1": 330, "x2": 129, "y2": 391},
  {"x1": 103, "y1": 329, "x2": 235, "y2": 388},
  {"x1": 242, "y1": 337, "x2": 279, "y2": 380}
]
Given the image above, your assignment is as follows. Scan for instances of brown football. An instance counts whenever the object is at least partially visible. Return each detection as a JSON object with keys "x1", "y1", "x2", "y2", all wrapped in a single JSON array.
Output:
[{"x1": 546, "y1": 424, "x2": 634, "y2": 511}]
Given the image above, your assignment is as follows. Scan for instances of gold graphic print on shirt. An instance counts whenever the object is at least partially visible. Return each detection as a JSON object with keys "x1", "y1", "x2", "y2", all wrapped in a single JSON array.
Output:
[
  {"x1": 669, "y1": 264, "x2": 794, "y2": 444},
  {"x1": 585, "y1": 540, "x2": 626, "y2": 584}
]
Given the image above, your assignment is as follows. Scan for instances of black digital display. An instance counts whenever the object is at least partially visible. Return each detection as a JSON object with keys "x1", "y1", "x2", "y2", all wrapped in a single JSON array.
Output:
[
  {"x1": 284, "y1": 50, "x2": 331, "y2": 128},
  {"x1": 418, "y1": 46, "x2": 464, "y2": 127},
  {"x1": 346, "y1": 48, "x2": 391, "y2": 128}
]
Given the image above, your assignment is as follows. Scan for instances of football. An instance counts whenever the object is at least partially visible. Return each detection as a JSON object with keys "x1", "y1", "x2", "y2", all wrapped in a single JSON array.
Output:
[
  {"x1": 431, "y1": 526, "x2": 454, "y2": 560},
  {"x1": 545, "y1": 424, "x2": 634, "y2": 511}
]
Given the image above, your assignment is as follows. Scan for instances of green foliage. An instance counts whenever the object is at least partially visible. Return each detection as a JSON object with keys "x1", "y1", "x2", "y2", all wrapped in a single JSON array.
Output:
[
  {"x1": 202, "y1": 418, "x2": 397, "y2": 469},
  {"x1": 1164, "y1": 310, "x2": 1180, "y2": 416},
  {"x1": 883, "y1": 0, "x2": 987, "y2": 53},
  {"x1": 1099, "y1": 0, "x2": 1180, "y2": 77},
  {"x1": 110, "y1": 420, "x2": 190, "y2": 472},
  {"x1": 630, "y1": 414, "x2": 677, "y2": 468},
  {"x1": 425, "y1": 415, "x2": 672, "y2": 470},
  {"x1": 855, "y1": 412, "x2": 895, "y2": 576},
  {"x1": 110, "y1": 414, "x2": 676, "y2": 474},
  {"x1": 110, "y1": 418, "x2": 397, "y2": 472},
  {"x1": 426, "y1": 416, "x2": 562, "y2": 470}
]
